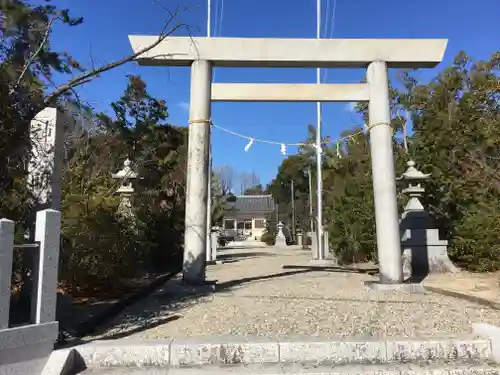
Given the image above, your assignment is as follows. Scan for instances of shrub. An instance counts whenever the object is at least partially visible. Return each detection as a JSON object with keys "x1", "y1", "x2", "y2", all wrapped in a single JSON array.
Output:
[
  {"x1": 260, "y1": 231, "x2": 275, "y2": 246},
  {"x1": 60, "y1": 194, "x2": 148, "y2": 295}
]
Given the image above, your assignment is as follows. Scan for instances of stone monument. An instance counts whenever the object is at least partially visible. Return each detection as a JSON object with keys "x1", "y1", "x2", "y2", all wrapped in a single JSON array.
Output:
[
  {"x1": 275, "y1": 222, "x2": 287, "y2": 248},
  {"x1": 28, "y1": 108, "x2": 66, "y2": 211},
  {"x1": 399, "y1": 160, "x2": 460, "y2": 278}
]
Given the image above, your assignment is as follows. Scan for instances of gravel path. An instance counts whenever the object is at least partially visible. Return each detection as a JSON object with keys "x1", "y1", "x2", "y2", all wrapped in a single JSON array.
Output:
[{"x1": 85, "y1": 243, "x2": 500, "y2": 341}]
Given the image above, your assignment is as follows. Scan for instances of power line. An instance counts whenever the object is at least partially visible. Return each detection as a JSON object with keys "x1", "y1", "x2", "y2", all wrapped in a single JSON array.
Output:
[
  {"x1": 323, "y1": 0, "x2": 337, "y2": 83},
  {"x1": 219, "y1": 0, "x2": 225, "y2": 36},
  {"x1": 213, "y1": 0, "x2": 220, "y2": 37},
  {"x1": 329, "y1": 0, "x2": 338, "y2": 39},
  {"x1": 324, "y1": 0, "x2": 330, "y2": 39}
]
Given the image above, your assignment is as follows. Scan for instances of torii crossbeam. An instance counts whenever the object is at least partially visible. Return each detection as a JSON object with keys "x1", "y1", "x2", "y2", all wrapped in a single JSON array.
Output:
[{"x1": 128, "y1": 36, "x2": 447, "y2": 286}]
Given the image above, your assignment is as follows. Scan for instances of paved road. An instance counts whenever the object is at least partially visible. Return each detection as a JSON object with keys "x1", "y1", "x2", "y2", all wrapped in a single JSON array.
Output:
[{"x1": 85, "y1": 243, "x2": 500, "y2": 341}]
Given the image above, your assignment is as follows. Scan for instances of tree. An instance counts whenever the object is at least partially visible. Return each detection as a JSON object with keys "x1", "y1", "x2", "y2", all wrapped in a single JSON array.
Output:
[
  {"x1": 214, "y1": 165, "x2": 235, "y2": 195},
  {"x1": 244, "y1": 184, "x2": 266, "y2": 195},
  {"x1": 400, "y1": 51, "x2": 500, "y2": 271},
  {"x1": 0, "y1": 0, "x2": 189, "y2": 224},
  {"x1": 60, "y1": 75, "x2": 187, "y2": 293},
  {"x1": 238, "y1": 171, "x2": 260, "y2": 194},
  {"x1": 268, "y1": 50, "x2": 500, "y2": 270},
  {"x1": 322, "y1": 129, "x2": 379, "y2": 263},
  {"x1": 0, "y1": 1, "x2": 189, "y2": 300},
  {"x1": 268, "y1": 99, "x2": 408, "y2": 262},
  {"x1": 211, "y1": 172, "x2": 226, "y2": 226},
  {"x1": 267, "y1": 153, "x2": 312, "y2": 236}
]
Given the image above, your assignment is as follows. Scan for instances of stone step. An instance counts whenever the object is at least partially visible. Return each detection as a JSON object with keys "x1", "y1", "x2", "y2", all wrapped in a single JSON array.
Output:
[
  {"x1": 74, "y1": 336, "x2": 493, "y2": 369},
  {"x1": 79, "y1": 362, "x2": 500, "y2": 375}
]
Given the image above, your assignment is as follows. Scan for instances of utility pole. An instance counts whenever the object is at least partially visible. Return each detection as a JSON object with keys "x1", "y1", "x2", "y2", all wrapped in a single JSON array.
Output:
[
  {"x1": 291, "y1": 179, "x2": 296, "y2": 244},
  {"x1": 308, "y1": 166, "x2": 314, "y2": 235},
  {"x1": 205, "y1": 0, "x2": 212, "y2": 262},
  {"x1": 315, "y1": 0, "x2": 324, "y2": 261},
  {"x1": 207, "y1": 0, "x2": 211, "y2": 37},
  {"x1": 276, "y1": 203, "x2": 279, "y2": 230},
  {"x1": 206, "y1": 143, "x2": 213, "y2": 262}
]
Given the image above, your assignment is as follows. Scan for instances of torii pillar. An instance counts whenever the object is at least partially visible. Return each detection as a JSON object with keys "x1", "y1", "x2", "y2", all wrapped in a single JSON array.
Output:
[
  {"x1": 367, "y1": 61, "x2": 403, "y2": 284},
  {"x1": 184, "y1": 60, "x2": 212, "y2": 283},
  {"x1": 128, "y1": 36, "x2": 447, "y2": 286}
]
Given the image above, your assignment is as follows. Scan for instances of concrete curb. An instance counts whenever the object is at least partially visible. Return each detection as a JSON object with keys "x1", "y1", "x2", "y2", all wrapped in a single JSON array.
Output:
[
  {"x1": 473, "y1": 323, "x2": 500, "y2": 362},
  {"x1": 309, "y1": 259, "x2": 339, "y2": 267},
  {"x1": 59, "y1": 334, "x2": 493, "y2": 371},
  {"x1": 163, "y1": 364, "x2": 500, "y2": 375},
  {"x1": 41, "y1": 349, "x2": 77, "y2": 375}
]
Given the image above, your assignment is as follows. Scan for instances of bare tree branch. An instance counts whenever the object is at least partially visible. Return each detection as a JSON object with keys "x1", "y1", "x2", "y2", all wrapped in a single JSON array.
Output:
[
  {"x1": 44, "y1": 6, "x2": 190, "y2": 105},
  {"x1": 15, "y1": 15, "x2": 59, "y2": 87},
  {"x1": 214, "y1": 165, "x2": 235, "y2": 195}
]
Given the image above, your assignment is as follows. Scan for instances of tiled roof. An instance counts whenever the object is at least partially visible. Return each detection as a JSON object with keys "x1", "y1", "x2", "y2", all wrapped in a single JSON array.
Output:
[{"x1": 225, "y1": 195, "x2": 275, "y2": 214}]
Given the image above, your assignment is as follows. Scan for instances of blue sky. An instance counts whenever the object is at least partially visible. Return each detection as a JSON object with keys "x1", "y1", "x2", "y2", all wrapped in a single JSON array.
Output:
[{"x1": 48, "y1": 0, "x2": 499, "y2": 185}]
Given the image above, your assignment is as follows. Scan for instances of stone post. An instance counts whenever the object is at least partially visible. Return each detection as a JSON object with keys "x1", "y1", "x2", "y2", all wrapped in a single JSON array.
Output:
[
  {"x1": 310, "y1": 232, "x2": 318, "y2": 259},
  {"x1": 0, "y1": 219, "x2": 14, "y2": 329},
  {"x1": 183, "y1": 60, "x2": 212, "y2": 284},
  {"x1": 206, "y1": 226, "x2": 217, "y2": 263},
  {"x1": 111, "y1": 158, "x2": 138, "y2": 220},
  {"x1": 367, "y1": 61, "x2": 403, "y2": 284},
  {"x1": 31, "y1": 209, "x2": 61, "y2": 324},
  {"x1": 206, "y1": 226, "x2": 221, "y2": 265},
  {"x1": 297, "y1": 231, "x2": 303, "y2": 247},
  {"x1": 275, "y1": 222, "x2": 287, "y2": 247}
]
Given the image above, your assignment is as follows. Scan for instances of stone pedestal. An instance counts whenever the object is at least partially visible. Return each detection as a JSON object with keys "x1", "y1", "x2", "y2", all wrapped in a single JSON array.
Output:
[
  {"x1": 401, "y1": 225, "x2": 459, "y2": 276},
  {"x1": 163, "y1": 278, "x2": 216, "y2": 298},
  {"x1": 275, "y1": 222, "x2": 287, "y2": 248},
  {"x1": 309, "y1": 231, "x2": 338, "y2": 265},
  {"x1": 399, "y1": 161, "x2": 459, "y2": 278},
  {"x1": 365, "y1": 280, "x2": 426, "y2": 294}
]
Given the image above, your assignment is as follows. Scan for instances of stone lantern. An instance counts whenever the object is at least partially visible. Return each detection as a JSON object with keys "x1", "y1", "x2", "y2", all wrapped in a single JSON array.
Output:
[
  {"x1": 111, "y1": 158, "x2": 138, "y2": 220},
  {"x1": 275, "y1": 221, "x2": 287, "y2": 248},
  {"x1": 399, "y1": 160, "x2": 459, "y2": 278},
  {"x1": 400, "y1": 160, "x2": 431, "y2": 223}
]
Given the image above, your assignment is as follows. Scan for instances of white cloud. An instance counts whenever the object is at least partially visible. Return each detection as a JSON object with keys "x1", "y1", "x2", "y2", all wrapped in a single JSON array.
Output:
[
  {"x1": 177, "y1": 101, "x2": 190, "y2": 111},
  {"x1": 344, "y1": 102, "x2": 357, "y2": 112}
]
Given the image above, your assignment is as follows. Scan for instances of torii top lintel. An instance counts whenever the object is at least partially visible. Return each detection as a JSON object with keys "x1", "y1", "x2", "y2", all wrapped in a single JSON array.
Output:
[{"x1": 128, "y1": 36, "x2": 448, "y2": 69}]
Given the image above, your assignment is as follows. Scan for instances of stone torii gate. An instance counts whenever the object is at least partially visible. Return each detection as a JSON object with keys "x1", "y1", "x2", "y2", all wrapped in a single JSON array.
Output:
[{"x1": 128, "y1": 36, "x2": 447, "y2": 286}]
